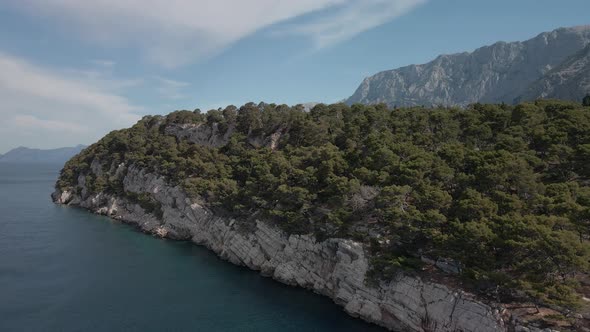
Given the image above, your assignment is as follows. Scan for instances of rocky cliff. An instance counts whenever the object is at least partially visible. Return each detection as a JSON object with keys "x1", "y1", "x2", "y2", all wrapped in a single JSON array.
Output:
[
  {"x1": 518, "y1": 45, "x2": 590, "y2": 102},
  {"x1": 346, "y1": 26, "x2": 590, "y2": 107},
  {"x1": 52, "y1": 163, "x2": 507, "y2": 332}
]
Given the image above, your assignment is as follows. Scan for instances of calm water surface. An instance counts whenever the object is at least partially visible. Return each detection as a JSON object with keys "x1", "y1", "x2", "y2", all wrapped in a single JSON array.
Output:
[{"x1": 0, "y1": 163, "x2": 385, "y2": 332}]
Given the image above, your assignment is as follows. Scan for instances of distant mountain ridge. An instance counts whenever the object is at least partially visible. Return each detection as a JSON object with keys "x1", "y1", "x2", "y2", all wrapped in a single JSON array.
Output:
[
  {"x1": 346, "y1": 25, "x2": 590, "y2": 107},
  {"x1": 518, "y1": 44, "x2": 590, "y2": 102},
  {"x1": 0, "y1": 145, "x2": 86, "y2": 163}
]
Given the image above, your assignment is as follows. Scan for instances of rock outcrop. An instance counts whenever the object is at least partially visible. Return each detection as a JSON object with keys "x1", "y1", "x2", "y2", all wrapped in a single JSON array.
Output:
[
  {"x1": 346, "y1": 25, "x2": 590, "y2": 107},
  {"x1": 53, "y1": 162, "x2": 507, "y2": 332},
  {"x1": 518, "y1": 44, "x2": 590, "y2": 102},
  {"x1": 164, "y1": 122, "x2": 234, "y2": 148}
]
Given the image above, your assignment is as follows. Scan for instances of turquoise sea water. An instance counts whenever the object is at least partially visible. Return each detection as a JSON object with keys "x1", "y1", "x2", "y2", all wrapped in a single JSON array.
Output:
[{"x1": 0, "y1": 163, "x2": 385, "y2": 332}]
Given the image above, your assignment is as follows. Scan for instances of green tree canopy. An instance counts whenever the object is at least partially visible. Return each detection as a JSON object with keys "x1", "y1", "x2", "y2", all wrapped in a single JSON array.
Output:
[{"x1": 58, "y1": 100, "x2": 590, "y2": 309}]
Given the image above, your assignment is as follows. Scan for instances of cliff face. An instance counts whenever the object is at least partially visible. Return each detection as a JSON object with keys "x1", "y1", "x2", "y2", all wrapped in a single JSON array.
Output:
[
  {"x1": 346, "y1": 26, "x2": 590, "y2": 107},
  {"x1": 52, "y1": 163, "x2": 506, "y2": 332},
  {"x1": 518, "y1": 45, "x2": 590, "y2": 102}
]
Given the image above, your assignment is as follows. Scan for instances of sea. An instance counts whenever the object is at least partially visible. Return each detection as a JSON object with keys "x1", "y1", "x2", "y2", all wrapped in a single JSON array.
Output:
[{"x1": 0, "y1": 163, "x2": 385, "y2": 332}]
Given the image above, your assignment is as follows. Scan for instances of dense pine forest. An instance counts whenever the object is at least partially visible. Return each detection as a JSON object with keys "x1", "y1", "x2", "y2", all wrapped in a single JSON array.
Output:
[{"x1": 58, "y1": 100, "x2": 590, "y2": 309}]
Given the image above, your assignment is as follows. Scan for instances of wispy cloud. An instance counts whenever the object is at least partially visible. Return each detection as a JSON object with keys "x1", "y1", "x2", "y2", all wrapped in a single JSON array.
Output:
[
  {"x1": 13, "y1": 115, "x2": 89, "y2": 133},
  {"x1": 61, "y1": 68, "x2": 144, "y2": 93},
  {"x1": 155, "y1": 77, "x2": 191, "y2": 100},
  {"x1": 5, "y1": 0, "x2": 424, "y2": 68},
  {"x1": 90, "y1": 59, "x2": 116, "y2": 68},
  {"x1": 279, "y1": 0, "x2": 427, "y2": 49},
  {"x1": 0, "y1": 52, "x2": 142, "y2": 151}
]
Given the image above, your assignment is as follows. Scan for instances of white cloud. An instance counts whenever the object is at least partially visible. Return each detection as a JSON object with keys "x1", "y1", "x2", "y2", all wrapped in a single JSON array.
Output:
[
  {"x1": 280, "y1": 0, "x2": 427, "y2": 49},
  {"x1": 5, "y1": 0, "x2": 424, "y2": 68},
  {"x1": 13, "y1": 115, "x2": 88, "y2": 133},
  {"x1": 155, "y1": 77, "x2": 191, "y2": 100},
  {"x1": 0, "y1": 52, "x2": 142, "y2": 152}
]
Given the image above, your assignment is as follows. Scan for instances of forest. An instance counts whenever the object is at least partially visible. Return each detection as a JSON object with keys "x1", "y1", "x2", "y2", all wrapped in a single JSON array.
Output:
[{"x1": 58, "y1": 100, "x2": 590, "y2": 309}]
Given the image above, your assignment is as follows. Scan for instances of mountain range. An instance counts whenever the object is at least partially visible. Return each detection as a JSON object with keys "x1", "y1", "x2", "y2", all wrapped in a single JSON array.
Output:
[
  {"x1": 0, "y1": 145, "x2": 86, "y2": 163},
  {"x1": 346, "y1": 25, "x2": 590, "y2": 107}
]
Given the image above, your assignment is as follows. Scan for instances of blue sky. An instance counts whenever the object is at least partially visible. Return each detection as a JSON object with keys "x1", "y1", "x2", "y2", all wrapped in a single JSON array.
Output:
[{"x1": 0, "y1": 0, "x2": 589, "y2": 153}]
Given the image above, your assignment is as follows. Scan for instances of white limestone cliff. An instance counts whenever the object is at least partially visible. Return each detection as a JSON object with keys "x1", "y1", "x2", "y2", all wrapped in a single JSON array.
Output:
[{"x1": 53, "y1": 164, "x2": 507, "y2": 332}]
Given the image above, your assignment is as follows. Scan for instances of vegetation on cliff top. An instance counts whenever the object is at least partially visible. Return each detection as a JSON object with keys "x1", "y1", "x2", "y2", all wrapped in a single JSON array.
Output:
[{"x1": 58, "y1": 100, "x2": 590, "y2": 309}]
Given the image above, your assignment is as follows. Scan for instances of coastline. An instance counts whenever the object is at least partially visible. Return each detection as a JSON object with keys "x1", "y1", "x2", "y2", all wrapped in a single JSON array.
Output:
[{"x1": 53, "y1": 164, "x2": 506, "y2": 332}]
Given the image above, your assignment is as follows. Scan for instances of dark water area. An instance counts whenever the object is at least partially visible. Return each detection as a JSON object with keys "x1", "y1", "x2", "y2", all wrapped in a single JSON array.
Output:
[{"x1": 0, "y1": 163, "x2": 385, "y2": 331}]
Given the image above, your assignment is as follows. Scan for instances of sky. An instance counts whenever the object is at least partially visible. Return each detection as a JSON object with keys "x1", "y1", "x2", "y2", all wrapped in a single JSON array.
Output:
[{"x1": 0, "y1": 0, "x2": 589, "y2": 153}]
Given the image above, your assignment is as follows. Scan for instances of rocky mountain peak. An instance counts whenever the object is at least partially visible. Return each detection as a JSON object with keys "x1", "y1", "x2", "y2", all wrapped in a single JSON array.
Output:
[{"x1": 346, "y1": 25, "x2": 590, "y2": 107}]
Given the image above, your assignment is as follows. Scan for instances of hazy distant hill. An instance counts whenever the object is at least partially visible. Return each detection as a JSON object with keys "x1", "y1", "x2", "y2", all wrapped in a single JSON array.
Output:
[
  {"x1": 0, "y1": 145, "x2": 86, "y2": 163},
  {"x1": 346, "y1": 25, "x2": 590, "y2": 107}
]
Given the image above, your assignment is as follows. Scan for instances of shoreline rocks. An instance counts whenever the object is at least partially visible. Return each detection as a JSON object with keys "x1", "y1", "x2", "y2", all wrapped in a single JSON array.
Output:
[{"x1": 53, "y1": 165, "x2": 507, "y2": 332}]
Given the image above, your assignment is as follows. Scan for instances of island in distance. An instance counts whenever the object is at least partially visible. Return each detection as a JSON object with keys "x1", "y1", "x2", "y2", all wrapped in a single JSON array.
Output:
[{"x1": 0, "y1": 145, "x2": 86, "y2": 163}]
